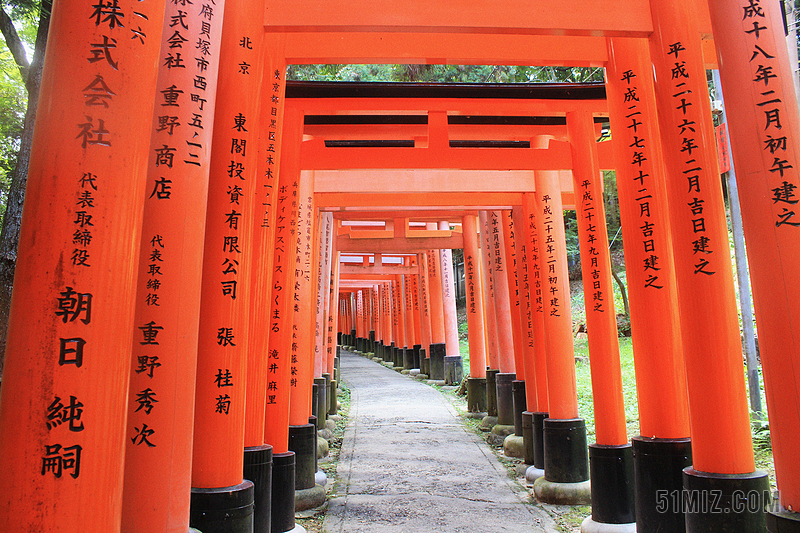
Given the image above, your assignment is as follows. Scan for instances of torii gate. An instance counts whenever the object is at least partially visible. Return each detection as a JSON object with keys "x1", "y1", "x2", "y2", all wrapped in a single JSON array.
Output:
[{"x1": 0, "y1": 1, "x2": 798, "y2": 533}]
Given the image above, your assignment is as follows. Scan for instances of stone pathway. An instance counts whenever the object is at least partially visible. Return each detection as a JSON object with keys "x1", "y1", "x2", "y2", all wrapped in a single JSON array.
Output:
[{"x1": 323, "y1": 350, "x2": 559, "y2": 533}]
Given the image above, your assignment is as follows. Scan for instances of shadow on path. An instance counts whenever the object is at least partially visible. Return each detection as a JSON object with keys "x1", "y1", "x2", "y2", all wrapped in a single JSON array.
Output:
[{"x1": 323, "y1": 350, "x2": 558, "y2": 532}]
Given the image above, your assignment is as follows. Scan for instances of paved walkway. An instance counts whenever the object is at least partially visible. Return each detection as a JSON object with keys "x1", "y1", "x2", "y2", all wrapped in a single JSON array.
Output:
[{"x1": 323, "y1": 350, "x2": 558, "y2": 533}]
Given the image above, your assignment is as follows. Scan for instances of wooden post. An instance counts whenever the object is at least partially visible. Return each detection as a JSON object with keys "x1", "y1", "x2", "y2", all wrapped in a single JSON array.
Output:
[
  {"x1": 462, "y1": 215, "x2": 487, "y2": 378},
  {"x1": 606, "y1": 36, "x2": 692, "y2": 532},
  {"x1": 649, "y1": 0, "x2": 767, "y2": 527},
  {"x1": 707, "y1": 0, "x2": 800, "y2": 521},
  {"x1": 488, "y1": 211, "x2": 516, "y2": 374},
  {"x1": 438, "y1": 221, "x2": 460, "y2": 357},
  {"x1": 0, "y1": 0, "x2": 164, "y2": 527},
  {"x1": 501, "y1": 210, "x2": 526, "y2": 379},
  {"x1": 479, "y1": 211, "x2": 501, "y2": 371},
  {"x1": 533, "y1": 170, "x2": 589, "y2": 495},
  {"x1": 122, "y1": 0, "x2": 226, "y2": 526},
  {"x1": 568, "y1": 110, "x2": 634, "y2": 526}
]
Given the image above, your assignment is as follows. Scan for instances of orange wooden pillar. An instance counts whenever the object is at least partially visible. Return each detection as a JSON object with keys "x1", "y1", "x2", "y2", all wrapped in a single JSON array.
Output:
[
  {"x1": 521, "y1": 193, "x2": 550, "y2": 475},
  {"x1": 326, "y1": 244, "x2": 340, "y2": 378},
  {"x1": 121, "y1": 0, "x2": 225, "y2": 528},
  {"x1": 532, "y1": 170, "x2": 589, "y2": 500},
  {"x1": 426, "y1": 239, "x2": 447, "y2": 380},
  {"x1": 606, "y1": 36, "x2": 692, "y2": 533},
  {"x1": 288, "y1": 168, "x2": 319, "y2": 493},
  {"x1": 501, "y1": 211, "x2": 526, "y2": 379},
  {"x1": 417, "y1": 252, "x2": 433, "y2": 372},
  {"x1": 463, "y1": 215, "x2": 488, "y2": 415},
  {"x1": 264, "y1": 105, "x2": 302, "y2": 533},
  {"x1": 315, "y1": 213, "x2": 334, "y2": 379},
  {"x1": 479, "y1": 211, "x2": 501, "y2": 372},
  {"x1": 244, "y1": 39, "x2": 282, "y2": 531},
  {"x1": 394, "y1": 273, "x2": 406, "y2": 366},
  {"x1": 568, "y1": 110, "x2": 633, "y2": 526},
  {"x1": 488, "y1": 212, "x2": 516, "y2": 375},
  {"x1": 191, "y1": 0, "x2": 273, "y2": 524},
  {"x1": 403, "y1": 257, "x2": 416, "y2": 369},
  {"x1": 707, "y1": 2, "x2": 800, "y2": 526},
  {"x1": 0, "y1": 0, "x2": 163, "y2": 527},
  {"x1": 409, "y1": 257, "x2": 423, "y2": 370},
  {"x1": 649, "y1": 0, "x2": 767, "y2": 528},
  {"x1": 511, "y1": 205, "x2": 546, "y2": 474},
  {"x1": 479, "y1": 210, "x2": 502, "y2": 423},
  {"x1": 439, "y1": 221, "x2": 463, "y2": 384},
  {"x1": 487, "y1": 211, "x2": 517, "y2": 431},
  {"x1": 501, "y1": 210, "x2": 528, "y2": 439}
]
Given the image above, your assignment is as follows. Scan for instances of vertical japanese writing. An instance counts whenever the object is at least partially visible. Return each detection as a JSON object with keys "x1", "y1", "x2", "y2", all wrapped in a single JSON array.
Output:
[
  {"x1": 739, "y1": 0, "x2": 799, "y2": 228},
  {"x1": 541, "y1": 195, "x2": 560, "y2": 317},
  {"x1": 578, "y1": 179, "x2": 605, "y2": 312},
  {"x1": 666, "y1": 41, "x2": 717, "y2": 276},
  {"x1": 618, "y1": 68, "x2": 664, "y2": 289}
]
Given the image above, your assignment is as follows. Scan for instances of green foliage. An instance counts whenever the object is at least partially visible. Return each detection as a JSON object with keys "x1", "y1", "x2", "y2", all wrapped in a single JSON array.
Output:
[
  {"x1": 287, "y1": 64, "x2": 604, "y2": 84},
  {"x1": 0, "y1": 11, "x2": 33, "y2": 219}
]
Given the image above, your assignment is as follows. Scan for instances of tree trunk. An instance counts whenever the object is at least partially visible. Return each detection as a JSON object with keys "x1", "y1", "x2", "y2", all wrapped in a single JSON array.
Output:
[{"x1": 0, "y1": 0, "x2": 50, "y2": 380}]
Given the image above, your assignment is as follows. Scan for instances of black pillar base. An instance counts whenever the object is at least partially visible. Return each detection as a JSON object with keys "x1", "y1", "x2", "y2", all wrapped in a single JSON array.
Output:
[
  {"x1": 311, "y1": 383, "x2": 319, "y2": 421},
  {"x1": 328, "y1": 378, "x2": 338, "y2": 415},
  {"x1": 633, "y1": 436, "x2": 692, "y2": 533},
  {"x1": 337, "y1": 331, "x2": 342, "y2": 345},
  {"x1": 190, "y1": 480, "x2": 255, "y2": 533},
  {"x1": 512, "y1": 380, "x2": 526, "y2": 436},
  {"x1": 444, "y1": 355, "x2": 463, "y2": 384},
  {"x1": 314, "y1": 377, "x2": 327, "y2": 429},
  {"x1": 421, "y1": 349, "x2": 430, "y2": 375},
  {"x1": 403, "y1": 346, "x2": 413, "y2": 369},
  {"x1": 322, "y1": 373, "x2": 331, "y2": 414},
  {"x1": 369, "y1": 330, "x2": 375, "y2": 352},
  {"x1": 467, "y1": 377, "x2": 487, "y2": 413},
  {"x1": 495, "y1": 373, "x2": 516, "y2": 426},
  {"x1": 683, "y1": 467, "x2": 770, "y2": 532},
  {"x1": 412, "y1": 344, "x2": 421, "y2": 369},
  {"x1": 271, "y1": 451, "x2": 296, "y2": 533},
  {"x1": 589, "y1": 443, "x2": 635, "y2": 525},
  {"x1": 288, "y1": 424, "x2": 316, "y2": 490},
  {"x1": 522, "y1": 412, "x2": 535, "y2": 465},
  {"x1": 244, "y1": 445, "x2": 273, "y2": 533},
  {"x1": 486, "y1": 369, "x2": 499, "y2": 417},
  {"x1": 532, "y1": 412, "x2": 548, "y2": 469},
  {"x1": 429, "y1": 343, "x2": 446, "y2": 379},
  {"x1": 768, "y1": 506, "x2": 800, "y2": 533},
  {"x1": 543, "y1": 418, "x2": 589, "y2": 483}
]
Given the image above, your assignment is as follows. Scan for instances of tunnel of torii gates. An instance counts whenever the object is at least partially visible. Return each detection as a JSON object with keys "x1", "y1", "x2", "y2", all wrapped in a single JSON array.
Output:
[{"x1": 2, "y1": 0, "x2": 800, "y2": 532}]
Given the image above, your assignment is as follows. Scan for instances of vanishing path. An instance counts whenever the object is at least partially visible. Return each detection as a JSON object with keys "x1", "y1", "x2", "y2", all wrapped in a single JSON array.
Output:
[{"x1": 323, "y1": 350, "x2": 558, "y2": 533}]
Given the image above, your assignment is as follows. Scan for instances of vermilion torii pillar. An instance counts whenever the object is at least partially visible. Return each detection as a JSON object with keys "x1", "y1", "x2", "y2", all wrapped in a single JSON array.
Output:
[
  {"x1": 479, "y1": 211, "x2": 501, "y2": 373},
  {"x1": 707, "y1": 1, "x2": 800, "y2": 527},
  {"x1": 417, "y1": 252, "x2": 433, "y2": 372},
  {"x1": 403, "y1": 256, "x2": 416, "y2": 369},
  {"x1": 0, "y1": 0, "x2": 164, "y2": 527},
  {"x1": 462, "y1": 215, "x2": 488, "y2": 414},
  {"x1": 511, "y1": 206, "x2": 542, "y2": 471},
  {"x1": 409, "y1": 257, "x2": 423, "y2": 370},
  {"x1": 606, "y1": 36, "x2": 692, "y2": 533},
  {"x1": 521, "y1": 193, "x2": 550, "y2": 477},
  {"x1": 532, "y1": 170, "x2": 590, "y2": 504},
  {"x1": 265, "y1": 106, "x2": 301, "y2": 533},
  {"x1": 122, "y1": 0, "x2": 225, "y2": 527},
  {"x1": 488, "y1": 211, "x2": 517, "y2": 434},
  {"x1": 191, "y1": 0, "x2": 268, "y2": 522},
  {"x1": 568, "y1": 110, "x2": 634, "y2": 528},
  {"x1": 650, "y1": 0, "x2": 768, "y2": 528},
  {"x1": 426, "y1": 240, "x2": 447, "y2": 380},
  {"x1": 438, "y1": 221, "x2": 462, "y2": 384}
]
